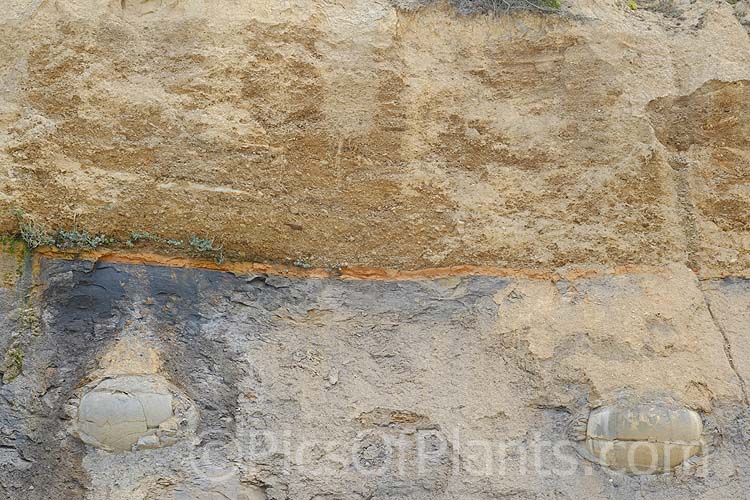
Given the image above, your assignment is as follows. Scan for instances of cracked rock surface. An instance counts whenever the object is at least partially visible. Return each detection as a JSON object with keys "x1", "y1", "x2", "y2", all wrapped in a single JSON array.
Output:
[
  {"x1": 0, "y1": 255, "x2": 748, "y2": 499},
  {"x1": 583, "y1": 403, "x2": 704, "y2": 473},
  {"x1": 76, "y1": 375, "x2": 186, "y2": 452}
]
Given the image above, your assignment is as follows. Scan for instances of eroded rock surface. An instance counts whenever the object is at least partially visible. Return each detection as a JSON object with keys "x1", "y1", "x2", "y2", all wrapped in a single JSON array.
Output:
[
  {"x1": 647, "y1": 80, "x2": 750, "y2": 276},
  {"x1": 701, "y1": 278, "x2": 750, "y2": 394},
  {"x1": 0, "y1": 256, "x2": 748, "y2": 499},
  {"x1": 0, "y1": 0, "x2": 749, "y2": 274},
  {"x1": 1, "y1": 1, "x2": 749, "y2": 498}
]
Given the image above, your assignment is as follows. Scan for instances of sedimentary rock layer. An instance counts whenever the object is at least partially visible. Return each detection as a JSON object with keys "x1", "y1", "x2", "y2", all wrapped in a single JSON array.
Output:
[
  {"x1": 1, "y1": 0, "x2": 749, "y2": 274},
  {"x1": 0, "y1": 253, "x2": 748, "y2": 499}
]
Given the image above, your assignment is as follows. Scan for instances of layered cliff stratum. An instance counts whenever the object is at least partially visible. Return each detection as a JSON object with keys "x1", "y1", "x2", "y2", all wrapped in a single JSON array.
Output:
[{"x1": 1, "y1": 0, "x2": 750, "y2": 499}]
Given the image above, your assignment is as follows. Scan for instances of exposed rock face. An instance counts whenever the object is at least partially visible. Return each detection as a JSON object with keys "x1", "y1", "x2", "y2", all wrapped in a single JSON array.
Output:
[
  {"x1": 0, "y1": 0, "x2": 749, "y2": 499},
  {"x1": 0, "y1": 255, "x2": 749, "y2": 498},
  {"x1": 646, "y1": 80, "x2": 750, "y2": 274},
  {"x1": 1, "y1": 0, "x2": 749, "y2": 274},
  {"x1": 702, "y1": 278, "x2": 750, "y2": 393}
]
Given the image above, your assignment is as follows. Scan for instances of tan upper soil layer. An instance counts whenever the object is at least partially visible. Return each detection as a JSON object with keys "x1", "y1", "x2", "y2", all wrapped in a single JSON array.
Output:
[{"x1": 1, "y1": 0, "x2": 749, "y2": 274}]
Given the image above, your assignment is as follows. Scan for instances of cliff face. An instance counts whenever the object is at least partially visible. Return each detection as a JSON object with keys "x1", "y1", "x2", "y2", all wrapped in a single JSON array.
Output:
[
  {"x1": 1, "y1": 1, "x2": 750, "y2": 499},
  {"x1": 0, "y1": 255, "x2": 748, "y2": 499},
  {"x1": 1, "y1": 0, "x2": 749, "y2": 274}
]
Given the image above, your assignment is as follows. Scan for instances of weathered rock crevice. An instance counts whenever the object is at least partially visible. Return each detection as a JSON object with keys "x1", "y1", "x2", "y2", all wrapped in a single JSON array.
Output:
[{"x1": 700, "y1": 280, "x2": 750, "y2": 406}]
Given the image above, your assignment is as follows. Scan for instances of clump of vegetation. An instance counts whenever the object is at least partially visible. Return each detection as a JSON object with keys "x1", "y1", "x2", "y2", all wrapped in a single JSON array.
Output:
[
  {"x1": 189, "y1": 235, "x2": 225, "y2": 264},
  {"x1": 627, "y1": 0, "x2": 638, "y2": 9},
  {"x1": 451, "y1": 0, "x2": 561, "y2": 12},
  {"x1": 56, "y1": 229, "x2": 114, "y2": 250},
  {"x1": 19, "y1": 222, "x2": 56, "y2": 249},
  {"x1": 11, "y1": 209, "x2": 229, "y2": 265},
  {"x1": 12, "y1": 209, "x2": 113, "y2": 250},
  {"x1": 641, "y1": 0, "x2": 682, "y2": 17},
  {"x1": 189, "y1": 235, "x2": 221, "y2": 252},
  {"x1": 13, "y1": 209, "x2": 55, "y2": 249},
  {"x1": 393, "y1": 0, "x2": 561, "y2": 14},
  {"x1": 128, "y1": 232, "x2": 183, "y2": 248}
]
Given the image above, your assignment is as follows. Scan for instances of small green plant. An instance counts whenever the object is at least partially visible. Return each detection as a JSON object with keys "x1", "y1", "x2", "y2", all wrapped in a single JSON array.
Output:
[
  {"x1": 627, "y1": 0, "x2": 638, "y2": 9},
  {"x1": 450, "y1": 0, "x2": 561, "y2": 13},
  {"x1": 11, "y1": 209, "x2": 229, "y2": 264},
  {"x1": 189, "y1": 235, "x2": 222, "y2": 252},
  {"x1": 129, "y1": 232, "x2": 183, "y2": 247},
  {"x1": 189, "y1": 235, "x2": 224, "y2": 264},
  {"x1": 12, "y1": 208, "x2": 114, "y2": 250},
  {"x1": 56, "y1": 229, "x2": 114, "y2": 250},
  {"x1": 130, "y1": 231, "x2": 160, "y2": 243},
  {"x1": 13, "y1": 209, "x2": 55, "y2": 249}
]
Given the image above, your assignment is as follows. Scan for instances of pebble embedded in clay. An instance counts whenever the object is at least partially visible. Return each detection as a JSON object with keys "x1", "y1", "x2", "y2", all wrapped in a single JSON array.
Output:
[
  {"x1": 77, "y1": 375, "x2": 182, "y2": 451},
  {"x1": 585, "y1": 403, "x2": 704, "y2": 473}
]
